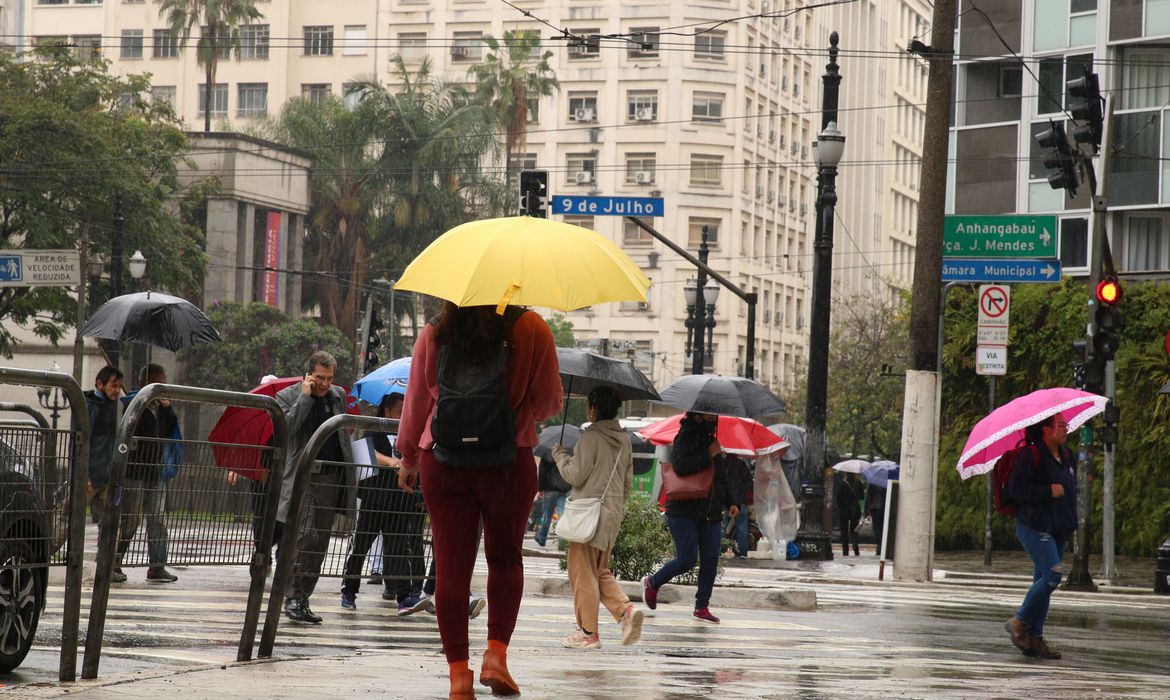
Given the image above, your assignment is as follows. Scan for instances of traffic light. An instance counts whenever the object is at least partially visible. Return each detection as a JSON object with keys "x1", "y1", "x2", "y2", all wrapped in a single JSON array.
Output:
[
  {"x1": 519, "y1": 169, "x2": 549, "y2": 218},
  {"x1": 1067, "y1": 69, "x2": 1104, "y2": 153},
  {"x1": 1098, "y1": 399, "x2": 1119, "y2": 448},
  {"x1": 361, "y1": 310, "x2": 383, "y2": 372},
  {"x1": 1093, "y1": 275, "x2": 1122, "y2": 361},
  {"x1": 1035, "y1": 121, "x2": 1079, "y2": 197},
  {"x1": 1071, "y1": 338, "x2": 1102, "y2": 391}
]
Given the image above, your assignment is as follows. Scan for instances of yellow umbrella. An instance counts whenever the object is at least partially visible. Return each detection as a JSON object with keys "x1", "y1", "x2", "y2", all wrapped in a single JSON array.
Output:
[{"x1": 395, "y1": 216, "x2": 652, "y2": 313}]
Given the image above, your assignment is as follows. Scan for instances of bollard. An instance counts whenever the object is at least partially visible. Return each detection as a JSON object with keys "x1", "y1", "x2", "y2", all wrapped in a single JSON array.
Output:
[{"x1": 1155, "y1": 536, "x2": 1170, "y2": 594}]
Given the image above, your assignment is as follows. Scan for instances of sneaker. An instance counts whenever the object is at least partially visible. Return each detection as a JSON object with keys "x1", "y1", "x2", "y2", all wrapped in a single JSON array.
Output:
[
  {"x1": 468, "y1": 596, "x2": 486, "y2": 620},
  {"x1": 424, "y1": 600, "x2": 437, "y2": 615},
  {"x1": 642, "y1": 576, "x2": 658, "y2": 610},
  {"x1": 692, "y1": 607, "x2": 720, "y2": 624},
  {"x1": 146, "y1": 567, "x2": 178, "y2": 583},
  {"x1": 397, "y1": 594, "x2": 429, "y2": 616},
  {"x1": 1029, "y1": 636, "x2": 1062, "y2": 660},
  {"x1": 341, "y1": 591, "x2": 357, "y2": 610},
  {"x1": 110, "y1": 568, "x2": 127, "y2": 584},
  {"x1": 285, "y1": 597, "x2": 323, "y2": 624},
  {"x1": 620, "y1": 606, "x2": 644, "y2": 646},
  {"x1": 561, "y1": 629, "x2": 601, "y2": 649}
]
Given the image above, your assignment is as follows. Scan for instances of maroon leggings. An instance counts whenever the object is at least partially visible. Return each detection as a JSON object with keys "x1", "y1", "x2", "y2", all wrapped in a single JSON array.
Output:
[{"x1": 420, "y1": 447, "x2": 537, "y2": 663}]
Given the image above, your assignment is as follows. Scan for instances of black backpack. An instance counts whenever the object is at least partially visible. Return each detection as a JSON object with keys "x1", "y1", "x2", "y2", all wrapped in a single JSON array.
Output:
[{"x1": 430, "y1": 309, "x2": 522, "y2": 467}]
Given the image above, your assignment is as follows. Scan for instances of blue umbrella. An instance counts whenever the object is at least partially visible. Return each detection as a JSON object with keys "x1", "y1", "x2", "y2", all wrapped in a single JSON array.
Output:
[
  {"x1": 861, "y1": 461, "x2": 899, "y2": 488},
  {"x1": 351, "y1": 356, "x2": 411, "y2": 405}
]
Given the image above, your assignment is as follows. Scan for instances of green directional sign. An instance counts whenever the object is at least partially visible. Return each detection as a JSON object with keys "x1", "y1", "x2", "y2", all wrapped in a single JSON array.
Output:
[{"x1": 943, "y1": 215, "x2": 1058, "y2": 258}]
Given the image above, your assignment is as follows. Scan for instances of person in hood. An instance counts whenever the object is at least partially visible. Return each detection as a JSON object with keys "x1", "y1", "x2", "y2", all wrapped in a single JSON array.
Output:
[
  {"x1": 85, "y1": 365, "x2": 123, "y2": 525},
  {"x1": 552, "y1": 386, "x2": 644, "y2": 650},
  {"x1": 642, "y1": 412, "x2": 745, "y2": 624}
]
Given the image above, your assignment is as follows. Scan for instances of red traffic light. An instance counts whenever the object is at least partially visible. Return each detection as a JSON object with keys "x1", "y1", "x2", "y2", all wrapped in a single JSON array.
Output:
[{"x1": 1096, "y1": 277, "x2": 1121, "y2": 305}]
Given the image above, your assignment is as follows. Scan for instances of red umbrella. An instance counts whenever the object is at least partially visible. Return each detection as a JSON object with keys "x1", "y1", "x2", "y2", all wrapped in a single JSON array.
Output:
[
  {"x1": 636, "y1": 415, "x2": 788, "y2": 457},
  {"x1": 209, "y1": 376, "x2": 359, "y2": 481}
]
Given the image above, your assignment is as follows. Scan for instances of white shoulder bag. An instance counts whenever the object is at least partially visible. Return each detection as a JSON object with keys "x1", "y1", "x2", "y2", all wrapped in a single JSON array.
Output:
[{"x1": 554, "y1": 446, "x2": 626, "y2": 544}]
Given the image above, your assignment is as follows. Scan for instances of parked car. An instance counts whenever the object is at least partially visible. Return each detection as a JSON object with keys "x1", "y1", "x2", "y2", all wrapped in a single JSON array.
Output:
[{"x1": 0, "y1": 437, "x2": 51, "y2": 672}]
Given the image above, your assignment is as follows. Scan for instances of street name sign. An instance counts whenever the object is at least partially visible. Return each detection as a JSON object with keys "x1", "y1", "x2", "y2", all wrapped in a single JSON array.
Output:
[
  {"x1": 943, "y1": 215, "x2": 1058, "y2": 258},
  {"x1": 942, "y1": 258, "x2": 1061, "y2": 283},
  {"x1": 977, "y1": 284, "x2": 1010, "y2": 345},
  {"x1": 551, "y1": 195, "x2": 664, "y2": 217},
  {"x1": 0, "y1": 250, "x2": 80, "y2": 287},
  {"x1": 976, "y1": 346, "x2": 1008, "y2": 376}
]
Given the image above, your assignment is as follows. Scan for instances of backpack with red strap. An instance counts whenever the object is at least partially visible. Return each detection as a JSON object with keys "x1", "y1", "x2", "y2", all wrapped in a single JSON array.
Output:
[{"x1": 992, "y1": 442, "x2": 1040, "y2": 517}]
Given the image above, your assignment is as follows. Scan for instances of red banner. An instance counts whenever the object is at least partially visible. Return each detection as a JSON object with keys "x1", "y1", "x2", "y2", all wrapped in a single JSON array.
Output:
[{"x1": 263, "y1": 212, "x2": 283, "y2": 307}]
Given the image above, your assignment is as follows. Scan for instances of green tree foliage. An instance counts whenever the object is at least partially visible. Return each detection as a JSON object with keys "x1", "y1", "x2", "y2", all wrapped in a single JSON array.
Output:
[
  {"x1": 177, "y1": 301, "x2": 354, "y2": 391},
  {"x1": 0, "y1": 48, "x2": 208, "y2": 357},
  {"x1": 158, "y1": 0, "x2": 264, "y2": 133},
  {"x1": 934, "y1": 280, "x2": 1170, "y2": 555},
  {"x1": 545, "y1": 312, "x2": 575, "y2": 348},
  {"x1": 467, "y1": 31, "x2": 560, "y2": 173}
]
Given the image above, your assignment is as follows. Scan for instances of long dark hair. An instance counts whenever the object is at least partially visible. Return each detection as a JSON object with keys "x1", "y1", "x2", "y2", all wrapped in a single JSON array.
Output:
[
  {"x1": 1024, "y1": 414, "x2": 1057, "y2": 446},
  {"x1": 671, "y1": 412, "x2": 717, "y2": 474},
  {"x1": 433, "y1": 302, "x2": 525, "y2": 365}
]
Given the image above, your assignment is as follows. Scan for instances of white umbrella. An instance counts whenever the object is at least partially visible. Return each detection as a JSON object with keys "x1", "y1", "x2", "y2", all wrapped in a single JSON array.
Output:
[{"x1": 831, "y1": 459, "x2": 870, "y2": 474}]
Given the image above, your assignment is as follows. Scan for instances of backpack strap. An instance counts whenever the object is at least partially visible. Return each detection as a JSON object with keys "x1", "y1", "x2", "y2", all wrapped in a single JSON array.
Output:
[{"x1": 597, "y1": 445, "x2": 627, "y2": 504}]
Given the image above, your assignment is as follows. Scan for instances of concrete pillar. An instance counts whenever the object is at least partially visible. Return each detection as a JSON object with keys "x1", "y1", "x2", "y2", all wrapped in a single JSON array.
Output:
[
  {"x1": 893, "y1": 369, "x2": 940, "y2": 582},
  {"x1": 202, "y1": 198, "x2": 240, "y2": 306}
]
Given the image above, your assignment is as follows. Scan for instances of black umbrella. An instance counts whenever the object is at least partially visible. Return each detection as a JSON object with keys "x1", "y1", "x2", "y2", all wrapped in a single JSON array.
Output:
[
  {"x1": 82, "y1": 291, "x2": 222, "y2": 351},
  {"x1": 534, "y1": 423, "x2": 583, "y2": 461},
  {"x1": 555, "y1": 348, "x2": 660, "y2": 401},
  {"x1": 657, "y1": 374, "x2": 786, "y2": 418}
]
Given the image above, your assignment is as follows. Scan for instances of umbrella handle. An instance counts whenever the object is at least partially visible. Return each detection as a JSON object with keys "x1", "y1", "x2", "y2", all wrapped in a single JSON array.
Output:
[{"x1": 560, "y1": 375, "x2": 574, "y2": 443}]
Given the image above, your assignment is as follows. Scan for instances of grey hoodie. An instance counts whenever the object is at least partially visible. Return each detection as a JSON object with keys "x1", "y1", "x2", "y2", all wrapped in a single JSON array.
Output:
[{"x1": 551, "y1": 419, "x2": 633, "y2": 552}]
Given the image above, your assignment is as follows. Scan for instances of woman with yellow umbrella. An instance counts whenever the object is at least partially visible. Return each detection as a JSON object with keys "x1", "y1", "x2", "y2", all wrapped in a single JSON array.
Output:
[{"x1": 394, "y1": 216, "x2": 650, "y2": 699}]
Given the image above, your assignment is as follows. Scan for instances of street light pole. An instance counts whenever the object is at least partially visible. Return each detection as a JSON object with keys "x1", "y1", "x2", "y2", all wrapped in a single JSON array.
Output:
[
  {"x1": 690, "y1": 226, "x2": 712, "y2": 375},
  {"x1": 108, "y1": 195, "x2": 125, "y2": 369},
  {"x1": 795, "y1": 32, "x2": 844, "y2": 561}
]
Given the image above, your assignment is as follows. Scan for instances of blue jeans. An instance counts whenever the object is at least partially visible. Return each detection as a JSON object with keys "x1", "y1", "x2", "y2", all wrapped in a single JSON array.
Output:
[
  {"x1": 650, "y1": 514, "x2": 722, "y2": 610},
  {"x1": 722, "y1": 509, "x2": 749, "y2": 556},
  {"x1": 1014, "y1": 520, "x2": 1068, "y2": 637},
  {"x1": 535, "y1": 491, "x2": 566, "y2": 545}
]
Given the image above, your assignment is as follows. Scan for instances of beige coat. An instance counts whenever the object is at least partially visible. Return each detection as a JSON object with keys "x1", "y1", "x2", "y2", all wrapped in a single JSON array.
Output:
[{"x1": 552, "y1": 419, "x2": 634, "y2": 552}]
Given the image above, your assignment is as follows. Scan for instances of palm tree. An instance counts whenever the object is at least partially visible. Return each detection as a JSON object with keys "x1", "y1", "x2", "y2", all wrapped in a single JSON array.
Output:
[
  {"x1": 467, "y1": 30, "x2": 559, "y2": 178},
  {"x1": 158, "y1": 0, "x2": 263, "y2": 132}
]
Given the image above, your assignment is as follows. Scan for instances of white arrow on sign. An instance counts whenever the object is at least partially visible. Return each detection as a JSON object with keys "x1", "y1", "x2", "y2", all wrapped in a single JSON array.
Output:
[
  {"x1": 1043, "y1": 263, "x2": 1056, "y2": 279},
  {"x1": 1040, "y1": 227, "x2": 1052, "y2": 247}
]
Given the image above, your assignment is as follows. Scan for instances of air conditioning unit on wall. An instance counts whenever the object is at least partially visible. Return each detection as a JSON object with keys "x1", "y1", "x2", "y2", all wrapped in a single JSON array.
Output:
[
  {"x1": 575, "y1": 171, "x2": 593, "y2": 184},
  {"x1": 574, "y1": 107, "x2": 595, "y2": 122},
  {"x1": 635, "y1": 108, "x2": 654, "y2": 121},
  {"x1": 635, "y1": 171, "x2": 653, "y2": 184}
]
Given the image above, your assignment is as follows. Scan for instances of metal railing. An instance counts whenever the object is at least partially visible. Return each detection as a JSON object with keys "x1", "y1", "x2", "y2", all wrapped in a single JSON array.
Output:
[
  {"x1": 0, "y1": 367, "x2": 89, "y2": 682},
  {"x1": 81, "y1": 383, "x2": 288, "y2": 679}
]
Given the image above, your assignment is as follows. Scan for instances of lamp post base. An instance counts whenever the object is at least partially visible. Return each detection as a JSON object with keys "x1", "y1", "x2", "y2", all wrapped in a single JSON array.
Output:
[
  {"x1": 794, "y1": 485, "x2": 834, "y2": 561},
  {"x1": 793, "y1": 531, "x2": 834, "y2": 560}
]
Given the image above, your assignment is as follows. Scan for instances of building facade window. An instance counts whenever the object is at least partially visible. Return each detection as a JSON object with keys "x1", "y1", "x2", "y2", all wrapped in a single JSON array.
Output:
[
  {"x1": 73, "y1": 35, "x2": 101, "y2": 61},
  {"x1": 120, "y1": 30, "x2": 143, "y2": 59},
  {"x1": 153, "y1": 29, "x2": 179, "y2": 58},
  {"x1": 625, "y1": 153, "x2": 656, "y2": 185},
  {"x1": 507, "y1": 152, "x2": 538, "y2": 172},
  {"x1": 239, "y1": 24, "x2": 269, "y2": 60},
  {"x1": 200, "y1": 26, "x2": 232, "y2": 59},
  {"x1": 342, "y1": 82, "x2": 362, "y2": 109},
  {"x1": 566, "y1": 153, "x2": 597, "y2": 185},
  {"x1": 343, "y1": 25, "x2": 367, "y2": 56},
  {"x1": 568, "y1": 91, "x2": 599, "y2": 122},
  {"x1": 304, "y1": 25, "x2": 334, "y2": 56},
  {"x1": 689, "y1": 155, "x2": 723, "y2": 187},
  {"x1": 627, "y1": 27, "x2": 660, "y2": 58},
  {"x1": 568, "y1": 31, "x2": 601, "y2": 60},
  {"x1": 197, "y1": 83, "x2": 228, "y2": 117},
  {"x1": 526, "y1": 97, "x2": 539, "y2": 123},
  {"x1": 451, "y1": 31, "x2": 483, "y2": 61},
  {"x1": 694, "y1": 31, "x2": 726, "y2": 60},
  {"x1": 237, "y1": 83, "x2": 268, "y2": 116},
  {"x1": 302, "y1": 83, "x2": 331, "y2": 102},
  {"x1": 562, "y1": 215, "x2": 595, "y2": 230},
  {"x1": 692, "y1": 92, "x2": 724, "y2": 122},
  {"x1": 626, "y1": 90, "x2": 658, "y2": 121},
  {"x1": 623, "y1": 218, "x2": 653, "y2": 245},
  {"x1": 1059, "y1": 217, "x2": 1088, "y2": 268},
  {"x1": 398, "y1": 32, "x2": 427, "y2": 63},
  {"x1": 150, "y1": 85, "x2": 176, "y2": 109},
  {"x1": 1124, "y1": 215, "x2": 1167, "y2": 271},
  {"x1": 688, "y1": 217, "x2": 721, "y2": 246}
]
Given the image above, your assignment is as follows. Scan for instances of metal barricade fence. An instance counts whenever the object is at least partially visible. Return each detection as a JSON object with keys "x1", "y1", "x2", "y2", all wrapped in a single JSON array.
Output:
[
  {"x1": 82, "y1": 383, "x2": 288, "y2": 679},
  {"x1": 260, "y1": 414, "x2": 434, "y2": 658},
  {"x1": 0, "y1": 368, "x2": 89, "y2": 682}
]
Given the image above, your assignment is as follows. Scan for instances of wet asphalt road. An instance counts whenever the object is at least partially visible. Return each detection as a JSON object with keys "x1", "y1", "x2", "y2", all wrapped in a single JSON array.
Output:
[{"x1": 5, "y1": 558, "x2": 1169, "y2": 698}]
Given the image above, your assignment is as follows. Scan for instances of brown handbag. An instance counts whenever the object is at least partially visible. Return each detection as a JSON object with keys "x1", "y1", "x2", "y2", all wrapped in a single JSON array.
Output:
[{"x1": 661, "y1": 460, "x2": 715, "y2": 501}]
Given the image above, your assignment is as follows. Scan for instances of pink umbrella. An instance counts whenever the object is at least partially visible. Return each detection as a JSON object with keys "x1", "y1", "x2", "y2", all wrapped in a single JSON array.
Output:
[
  {"x1": 956, "y1": 387, "x2": 1107, "y2": 480},
  {"x1": 637, "y1": 415, "x2": 788, "y2": 457}
]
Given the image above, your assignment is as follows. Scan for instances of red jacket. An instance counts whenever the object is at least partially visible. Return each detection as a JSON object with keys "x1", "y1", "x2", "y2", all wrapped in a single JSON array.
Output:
[{"x1": 397, "y1": 310, "x2": 563, "y2": 469}]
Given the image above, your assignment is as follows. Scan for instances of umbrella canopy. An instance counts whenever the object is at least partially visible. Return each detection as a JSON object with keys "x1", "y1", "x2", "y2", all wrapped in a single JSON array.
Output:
[
  {"x1": 534, "y1": 423, "x2": 583, "y2": 462},
  {"x1": 767, "y1": 423, "x2": 805, "y2": 464},
  {"x1": 394, "y1": 216, "x2": 651, "y2": 312},
  {"x1": 861, "y1": 461, "x2": 899, "y2": 488},
  {"x1": 657, "y1": 374, "x2": 786, "y2": 418},
  {"x1": 832, "y1": 459, "x2": 870, "y2": 474},
  {"x1": 556, "y1": 348, "x2": 660, "y2": 401},
  {"x1": 82, "y1": 291, "x2": 221, "y2": 351},
  {"x1": 209, "y1": 377, "x2": 358, "y2": 481},
  {"x1": 351, "y1": 356, "x2": 411, "y2": 405},
  {"x1": 637, "y1": 415, "x2": 788, "y2": 457},
  {"x1": 956, "y1": 387, "x2": 1107, "y2": 480}
]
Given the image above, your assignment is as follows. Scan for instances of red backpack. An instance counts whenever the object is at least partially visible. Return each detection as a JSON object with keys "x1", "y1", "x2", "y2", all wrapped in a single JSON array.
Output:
[{"x1": 991, "y1": 443, "x2": 1039, "y2": 517}]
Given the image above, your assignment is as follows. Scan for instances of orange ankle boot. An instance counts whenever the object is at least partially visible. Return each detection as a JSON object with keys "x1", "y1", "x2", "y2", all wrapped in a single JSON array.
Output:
[
  {"x1": 449, "y1": 668, "x2": 475, "y2": 699},
  {"x1": 479, "y1": 647, "x2": 520, "y2": 696}
]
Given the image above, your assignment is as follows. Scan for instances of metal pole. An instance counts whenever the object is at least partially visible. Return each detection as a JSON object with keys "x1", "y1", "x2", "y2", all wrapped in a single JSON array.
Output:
[
  {"x1": 1102, "y1": 359, "x2": 1116, "y2": 580},
  {"x1": 795, "y1": 32, "x2": 841, "y2": 561},
  {"x1": 744, "y1": 294, "x2": 757, "y2": 380},
  {"x1": 73, "y1": 224, "x2": 90, "y2": 385},
  {"x1": 388, "y1": 282, "x2": 396, "y2": 360},
  {"x1": 691, "y1": 227, "x2": 710, "y2": 375},
  {"x1": 984, "y1": 376, "x2": 995, "y2": 566},
  {"x1": 108, "y1": 196, "x2": 124, "y2": 370}
]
